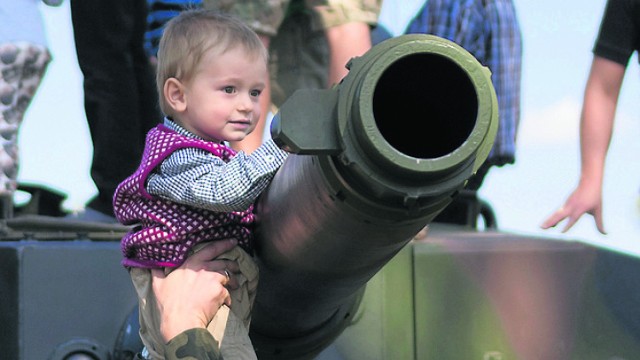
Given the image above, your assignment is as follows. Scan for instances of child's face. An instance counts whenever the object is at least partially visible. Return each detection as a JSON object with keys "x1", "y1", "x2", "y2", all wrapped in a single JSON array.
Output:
[{"x1": 175, "y1": 46, "x2": 267, "y2": 143}]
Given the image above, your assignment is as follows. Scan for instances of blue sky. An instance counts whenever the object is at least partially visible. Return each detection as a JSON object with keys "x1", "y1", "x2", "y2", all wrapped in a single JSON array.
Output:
[{"x1": 20, "y1": 1, "x2": 640, "y2": 254}]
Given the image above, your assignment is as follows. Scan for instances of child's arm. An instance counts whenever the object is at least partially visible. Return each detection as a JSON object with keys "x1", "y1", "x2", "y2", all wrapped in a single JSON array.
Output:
[{"x1": 148, "y1": 139, "x2": 288, "y2": 211}]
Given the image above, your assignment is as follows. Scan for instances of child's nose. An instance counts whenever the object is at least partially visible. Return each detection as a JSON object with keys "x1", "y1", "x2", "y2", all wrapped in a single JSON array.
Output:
[{"x1": 237, "y1": 93, "x2": 253, "y2": 111}]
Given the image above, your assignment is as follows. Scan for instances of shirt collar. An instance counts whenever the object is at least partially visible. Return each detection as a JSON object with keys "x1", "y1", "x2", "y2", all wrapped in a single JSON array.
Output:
[
  {"x1": 163, "y1": 117, "x2": 228, "y2": 146},
  {"x1": 164, "y1": 117, "x2": 202, "y2": 140}
]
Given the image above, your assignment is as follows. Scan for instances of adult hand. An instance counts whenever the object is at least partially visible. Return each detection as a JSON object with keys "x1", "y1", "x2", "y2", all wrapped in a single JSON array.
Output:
[
  {"x1": 541, "y1": 184, "x2": 605, "y2": 234},
  {"x1": 152, "y1": 239, "x2": 239, "y2": 342},
  {"x1": 179, "y1": 240, "x2": 243, "y2": 290}
]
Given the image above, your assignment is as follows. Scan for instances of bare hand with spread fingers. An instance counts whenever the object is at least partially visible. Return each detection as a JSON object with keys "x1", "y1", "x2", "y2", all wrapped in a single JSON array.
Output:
[{"x1": 541, "y1": 182, "x2": 606, "y2": 234}]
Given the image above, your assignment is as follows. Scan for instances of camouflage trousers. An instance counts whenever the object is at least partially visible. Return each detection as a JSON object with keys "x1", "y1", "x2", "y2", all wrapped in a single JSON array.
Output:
[{"x1": 0, "y1": 42, "x2": 51, "y2": 195}]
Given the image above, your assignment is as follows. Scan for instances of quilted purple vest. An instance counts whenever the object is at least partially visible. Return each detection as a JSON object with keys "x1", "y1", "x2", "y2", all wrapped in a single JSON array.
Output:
[{"x1": 113, "y1": 124, "x2": 254, "y2": 269}]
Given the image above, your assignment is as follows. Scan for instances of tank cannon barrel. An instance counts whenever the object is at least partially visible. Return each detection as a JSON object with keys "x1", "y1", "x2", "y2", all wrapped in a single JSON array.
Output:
[{"x1": 250, "y1": 34, "x2": 498, "y2": 359}]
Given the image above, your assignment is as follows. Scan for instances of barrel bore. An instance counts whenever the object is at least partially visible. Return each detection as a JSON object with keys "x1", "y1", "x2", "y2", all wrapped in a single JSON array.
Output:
[{"x1": 373, "y1": 53, "x2": 477, "y2": 159}]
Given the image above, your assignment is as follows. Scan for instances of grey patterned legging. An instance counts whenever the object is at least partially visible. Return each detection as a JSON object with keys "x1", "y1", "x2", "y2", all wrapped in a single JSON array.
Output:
[{"x1": 0, "y1": 42, "x2": 51, "y2": 195}]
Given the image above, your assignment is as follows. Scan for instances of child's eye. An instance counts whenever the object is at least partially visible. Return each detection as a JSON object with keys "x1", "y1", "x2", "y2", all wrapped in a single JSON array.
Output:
[
  {"x1": 223, "y1": 86, "x2": 235, "y2": 94},
  {"x1": 250, "y1": 89, "x2": 262, "y2": 97}
]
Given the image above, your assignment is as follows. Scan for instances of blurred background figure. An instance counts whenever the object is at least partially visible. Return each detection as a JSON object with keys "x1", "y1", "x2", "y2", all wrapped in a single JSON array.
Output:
[
  {"x1": 541, "y1": 0, "x2": 640, "y2": 234},
  {"x1": 69, "y1": 0, "x2": 162, "y2": 222},
  {"x1": 0, "y1": 0, "x2": 63, "y2": 219},
  {"x1": 268, "y1": 0, "x2": 381, "y2": 99}
]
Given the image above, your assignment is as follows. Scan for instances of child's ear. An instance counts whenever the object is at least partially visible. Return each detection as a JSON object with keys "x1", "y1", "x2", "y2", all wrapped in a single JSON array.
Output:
[{"x1": 164, "y1": 78, "x2": 187, "y2": 112}]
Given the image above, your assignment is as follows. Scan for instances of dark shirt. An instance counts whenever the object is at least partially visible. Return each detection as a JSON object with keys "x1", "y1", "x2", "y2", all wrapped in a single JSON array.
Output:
[{"x1": 593, "y1": 0, "x2": 640, "y2": 66}]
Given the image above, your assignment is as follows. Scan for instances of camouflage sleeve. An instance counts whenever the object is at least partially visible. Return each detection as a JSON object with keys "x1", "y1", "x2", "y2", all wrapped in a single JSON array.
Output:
[
  {"x1": 202, "y1": 0, "x2": 290, "y2": 37},
  {"x1": 308, "y1": 0, "x2": 382, "y2": 29},
  {"x1": 165, "y1": 328, "x2": 223, "y2": 360}
]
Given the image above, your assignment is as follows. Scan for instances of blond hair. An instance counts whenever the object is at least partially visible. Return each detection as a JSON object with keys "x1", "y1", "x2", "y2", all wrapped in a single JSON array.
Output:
[{"x1": 156, "y1": 10, "x2": 268, "y2": 116}]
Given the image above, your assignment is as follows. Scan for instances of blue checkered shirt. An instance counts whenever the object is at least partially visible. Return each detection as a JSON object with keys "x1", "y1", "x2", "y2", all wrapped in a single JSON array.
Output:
[
  {"x1": 146, "y1": 118, "x2": 288, "y2": 211},
  {"x1": 406, "y1": 0, "x2": 522, "y2": 166}
]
